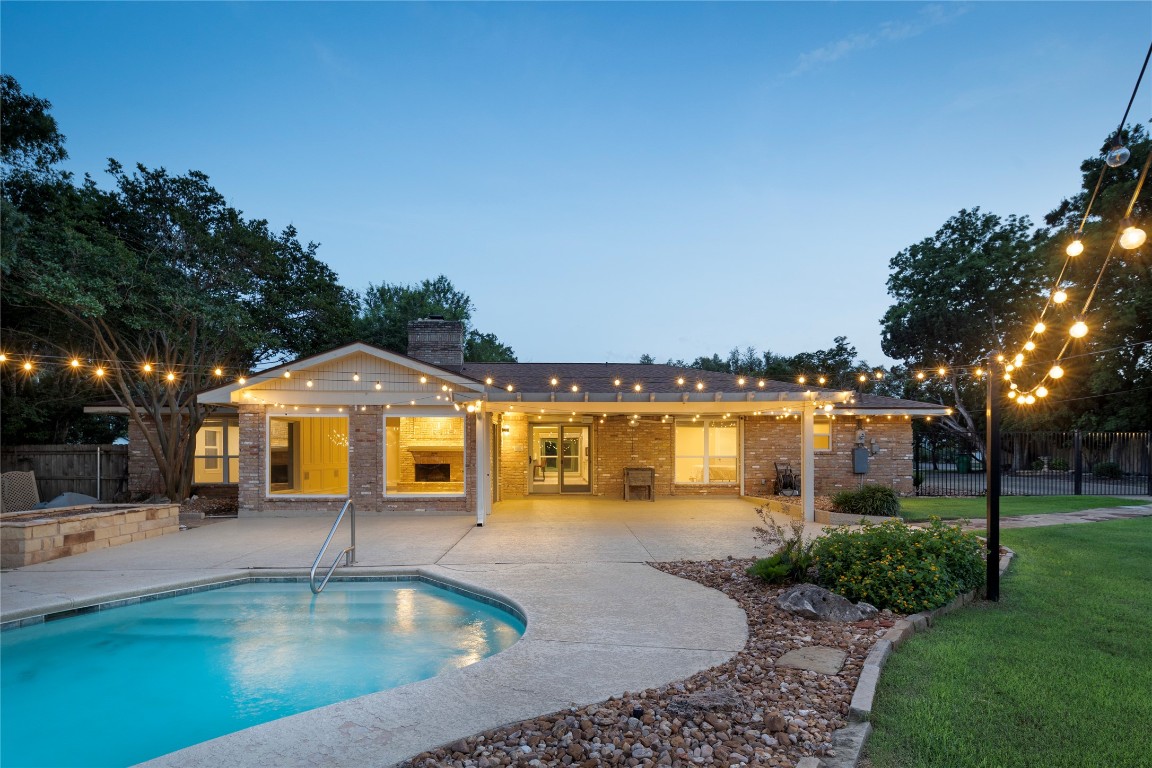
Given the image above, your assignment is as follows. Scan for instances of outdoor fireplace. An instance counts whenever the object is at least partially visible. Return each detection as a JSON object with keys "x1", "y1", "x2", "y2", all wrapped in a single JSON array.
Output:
[{"x1": 414, "y1": 463, "x2": 451, "y2": 482}]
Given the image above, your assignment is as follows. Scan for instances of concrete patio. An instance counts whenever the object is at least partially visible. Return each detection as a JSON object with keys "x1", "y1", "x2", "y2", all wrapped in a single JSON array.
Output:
[{"x1": 1, "y1": 497, "x2": 809, "y2": 768}]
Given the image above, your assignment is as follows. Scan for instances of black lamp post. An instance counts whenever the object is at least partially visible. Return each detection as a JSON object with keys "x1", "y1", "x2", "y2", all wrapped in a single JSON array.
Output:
[{"x1": 985, "y1": 356, "x2": 1002, "y2": 601}]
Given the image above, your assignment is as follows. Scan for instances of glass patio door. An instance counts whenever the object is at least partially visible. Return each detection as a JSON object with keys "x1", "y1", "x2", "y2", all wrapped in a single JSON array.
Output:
[{"x1": 530, "y1": 423, "x2": 591, "y2": 493}]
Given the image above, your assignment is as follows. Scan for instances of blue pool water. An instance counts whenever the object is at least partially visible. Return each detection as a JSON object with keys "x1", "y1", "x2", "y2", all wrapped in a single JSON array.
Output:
[{"x1": 1, "y1": 580, "x2": 523, "y2": 768}]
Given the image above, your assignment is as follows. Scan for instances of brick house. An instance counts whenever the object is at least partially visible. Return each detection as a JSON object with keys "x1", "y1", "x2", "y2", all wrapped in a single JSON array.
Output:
[{"x1": 181, "y1": 319, "x2": 946, "y2": 522}]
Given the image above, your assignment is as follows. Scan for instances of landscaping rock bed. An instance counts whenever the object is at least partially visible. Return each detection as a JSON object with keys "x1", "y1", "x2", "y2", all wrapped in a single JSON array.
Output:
[{"x1": 400, "y1": 558, "x2": 898, "y2": 768}]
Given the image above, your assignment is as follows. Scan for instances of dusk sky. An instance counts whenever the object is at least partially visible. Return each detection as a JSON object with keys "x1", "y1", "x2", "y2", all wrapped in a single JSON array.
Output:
[{"x1": 3, "y1": 2, "x2": 1149, "y2": 367}]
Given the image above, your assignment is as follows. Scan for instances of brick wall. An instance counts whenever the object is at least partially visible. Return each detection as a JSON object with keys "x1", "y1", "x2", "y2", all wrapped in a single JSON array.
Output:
[
  {"x1": 496, "y1": 413, "x2": 530, "y2": 499},
  {"x1": 126, "y1": 418, "x2": 163, "y2": 498},
  {"x1": 406, "y1": 319, "x2": 465, "y2": 368},
  {"x1": 744, "y1": 416, "x2": 914, "y2": 496},
  {"x1": 594, "y1": 417, "x2": 676, "y2": 499}
]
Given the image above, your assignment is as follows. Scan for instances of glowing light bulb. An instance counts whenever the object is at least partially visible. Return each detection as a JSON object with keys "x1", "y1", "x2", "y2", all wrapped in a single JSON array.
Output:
[
  {"x1": 797, "y1": 376, "x2": 806, "y2": 384},
  {"x1": 1025, "y1": 394, "x2": 1036, "y2": 405},
  {"x1": 858, "y1": 374, "x2": 867, "y2": 383},
  {"x1": 70, "y1": 358, "x2": 81, "y2": 368},
  {"x1": 1070, "y1": 320, "x2": 1088, "y2": 338},
  {"x1": 1024, "y1": 341, "x2": 1036, "y2": 351},
  {"x1": 1014, "y1": 354, "x2": 1024, "y2": 366},
  {"x1": 1036, "y1": 386, "x2": 1048, "y2": 398},
  {"x1": 23, "y1": 362, "x2": 32, "y2": 371},
  {"x1": 571, "y1": 385, "x2": 578, "y2": 392},
  {"x1": 875, "y1": 371, "x2": 884, "y2": 379},
  {"x1": 695, "y1": 382, "x2": 704, "y2": 390},
  {"x1": 1105, "y1": 144, "x2": 1131, "y2": 167},
  {"x1": 937, "y1": 367, "x2": 946, "y2": 376},
  {"x1": 485, "y1": 377, "x2": 493, "y2": 385},
  {"x1": 283, "y1": 371, "x2": 291, "y2": 378},
  {"x1": 1007, "y1": 391, "x2": 1017, "y2": 401},
  {"x1": 375, "y1": 382, "x2": 382, "y2": 390},
  {"x1": 166, "y1": 372, "x2": 175, "y2": 382},
  {"x1": 1053, "y1": 289, "x2": 1067, "y2": 304},
  {"x1": 214, "y1": 367, "x2": 223, "y2": 376},
  {"x1": 419, "y1": 376, "x2": 427, "y2": 384},
  {"x1": 1010, "y1": 382, "x2": 1018, "y2": 390},
  {"x1": 1049, "y1": 365, "x2": 1064, "y2": 379},
  {"x1": 95, "y1": 367, "x2": 105, "y2": 377},
  {"x1": 976, "y1": 368, "x2": 984, "y2": 377},
  {"x1": 1119, "y1": 224, "x2": 1147, "y2": 250},
  {"x1": 634, "y1": 383, "x2": 642, "y2": 392},
  {"x1": 818, "y1": 376, "x2": 826, "y2": 385},
  {"x1": 1034, "y1": 322, "x2": 1046, "y2": 334},
  {"x1": 506, "y1": 384, "x2": 514, "y2": 392},
  {"x1": 1065, "y1": 238, "x2": 1084, "y2": 257},
  {"x1": 758, "y1": 380, "x2": 766, "y2": 388},
  {"x1": 677, "y1": 377, "x2": 685, "y2": 386},
  {"x1": 1005, "y1": 364, "x2": 1015, "y2": 372},
  {"x1": 239, "y1": 377, "x2": 247, "y2": 384},
  {"x1": 353, "y1": 373, "x2": 360, "y2": 381},
  {"x1": 916, "y1": 372, "x2": 925, "y2": 380},
  {"x1": 550, "y1": 377, "x2": 558, "y2": 386},
  {"x1": 143, "y1": 363, "x2": 153, "y2": 373},
  {"x1": 613, "y1": 379, "x2": 621, "y2": 386},
  {"x1": 306, "y1": 380, "x2": 314, "y2": 388}
]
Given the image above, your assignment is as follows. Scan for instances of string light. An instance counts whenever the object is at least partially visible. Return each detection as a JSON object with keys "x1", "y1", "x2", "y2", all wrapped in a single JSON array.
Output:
[{"x1": 1070, "y1": 319, "x2": 1089, "y2": 339}]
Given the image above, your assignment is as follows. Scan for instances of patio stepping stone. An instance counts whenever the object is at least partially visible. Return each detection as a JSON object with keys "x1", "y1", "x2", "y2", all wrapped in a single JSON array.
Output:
[{"x1": 775, "y1": 646, "x2": 847, "y2": 675}]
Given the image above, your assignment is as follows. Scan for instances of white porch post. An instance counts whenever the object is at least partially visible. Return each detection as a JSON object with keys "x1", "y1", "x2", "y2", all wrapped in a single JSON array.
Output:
[
  {"x1": 800, "y1": 404, "x2": 815, "y2": 522},
  {"x1": 475, "y1": 412, "x2": 491, "y2": 526}
]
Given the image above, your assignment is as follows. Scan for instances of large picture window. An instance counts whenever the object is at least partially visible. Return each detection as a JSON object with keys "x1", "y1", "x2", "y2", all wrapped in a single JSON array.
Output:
[
  {"x1": 385, "y1": 416, "x2": 465, "y2": 496},
  {"x1": 675, "y1": 419, "x2": 738, "y2": 484},
  {"x1": 267, "y1": 416, "x2": 348, "y2": 496}
]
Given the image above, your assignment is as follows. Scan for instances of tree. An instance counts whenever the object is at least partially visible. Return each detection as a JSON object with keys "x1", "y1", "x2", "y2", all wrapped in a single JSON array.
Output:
[
  {"x1": 357, "y1": 275, "x2": 516, "y2": 362},
  {"x1": 881, "y1": 208, "x2": 1047, "y2": 441},
  {"x1": 5, "y1": 142, "x2": 358, "y2": 499},
  {"x1": 1035, "y1": 124, "x2": 1151, "y2": 430}
]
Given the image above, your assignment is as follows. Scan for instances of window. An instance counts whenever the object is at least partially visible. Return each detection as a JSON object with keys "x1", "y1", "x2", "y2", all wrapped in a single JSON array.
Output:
[
  {"x1": 814, "y1": 419, "x2": 832, "y2": 451},
  {"x1": 267, "y1": 416, "x2": 348, "y2": 496},
  {"x1": 385, "y1": 416, "x2": 465, "y2": 496},
  {"x1": 675, "y1": 419, "x2": 738, "y2": 484},
  {"x1": 193, "y1": 418, "x2": 239, "y2": 484}
]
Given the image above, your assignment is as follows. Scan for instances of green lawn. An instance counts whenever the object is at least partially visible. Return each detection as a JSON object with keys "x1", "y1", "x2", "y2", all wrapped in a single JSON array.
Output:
[
  {"x1": 865, "y1": 518, "x2": 1152, "y2": 768},
  {"x1": 898, "y1": 495, "x2": 1146, "y2": 522}
]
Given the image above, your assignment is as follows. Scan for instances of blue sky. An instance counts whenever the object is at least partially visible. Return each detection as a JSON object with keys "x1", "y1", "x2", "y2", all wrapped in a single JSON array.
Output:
[{"x1": 3, "y1": 2, "x2": 1149, "y2": 366}]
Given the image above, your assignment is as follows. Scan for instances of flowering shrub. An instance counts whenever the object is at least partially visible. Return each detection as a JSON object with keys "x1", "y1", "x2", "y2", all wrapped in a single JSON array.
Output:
[
  {"x1": 810, "y1": 518, "x2": 985, "y2": 613},
  {"x1": 747, "y1": 507, "x2": 814, "y2": 584}
]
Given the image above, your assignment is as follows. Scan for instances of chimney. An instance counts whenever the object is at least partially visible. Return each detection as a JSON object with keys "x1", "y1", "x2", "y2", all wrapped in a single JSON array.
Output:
[{"x1": 406, "y1": 316, "x2": 465, "y2": 369}]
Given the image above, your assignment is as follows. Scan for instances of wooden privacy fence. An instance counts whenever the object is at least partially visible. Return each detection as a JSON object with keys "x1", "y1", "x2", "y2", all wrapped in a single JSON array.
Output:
[{"x1": 0, "y1": 445, "x2": 129, "y2": 503}]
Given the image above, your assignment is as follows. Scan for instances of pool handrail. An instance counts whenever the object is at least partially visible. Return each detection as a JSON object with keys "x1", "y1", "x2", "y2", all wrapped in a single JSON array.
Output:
[{"x1": 309, "y1": 499, "x2": 356, "y2": 594}]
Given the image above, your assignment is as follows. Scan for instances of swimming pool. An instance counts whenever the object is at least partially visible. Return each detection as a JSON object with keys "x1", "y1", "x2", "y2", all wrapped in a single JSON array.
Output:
[{"x1": 1, "y1": 579, "x2": 524, "y2": 768}]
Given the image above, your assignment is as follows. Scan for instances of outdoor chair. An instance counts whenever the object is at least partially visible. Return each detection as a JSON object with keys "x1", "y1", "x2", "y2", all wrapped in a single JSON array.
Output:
[{"x1": 774, "y1": 462, "x2": 800, "y2": 497}]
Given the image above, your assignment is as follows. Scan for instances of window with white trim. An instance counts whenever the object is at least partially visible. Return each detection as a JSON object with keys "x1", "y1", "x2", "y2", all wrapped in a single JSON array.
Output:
[
  {"x1": 814, "y1": 419, "x2": 832, "y2": 451},
  {"x1": 675, "y1": 419, "x2": 738, "y2": 484},
  {"x1": 384, "y1": 415, "x2": 466, "y2": 496},
  {"x1": 267, "y1": 416, "x2": 348, "y2": 496}
]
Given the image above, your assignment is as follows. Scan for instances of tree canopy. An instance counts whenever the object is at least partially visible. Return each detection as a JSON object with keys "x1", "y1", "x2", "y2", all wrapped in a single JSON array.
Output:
[
  {"x1": 356, "y1": 275, "x2": 516, "y2": 362},
  {"x1": 2, "y1": 76, "x2": 359, "y2": 497}
]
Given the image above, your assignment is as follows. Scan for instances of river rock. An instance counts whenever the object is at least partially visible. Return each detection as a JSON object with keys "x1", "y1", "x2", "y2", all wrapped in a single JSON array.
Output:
[{"x1": 775, "y1": 584, "x2": 878, "y2": 622}]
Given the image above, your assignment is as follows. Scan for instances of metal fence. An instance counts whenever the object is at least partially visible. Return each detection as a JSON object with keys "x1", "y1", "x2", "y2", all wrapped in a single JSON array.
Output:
[
  {"x1": 913, "y1": 430, "x2": 1152, "y2": 497},
  {"x1": 0, "y1": 445, "x2": 130, "y2": 503}
]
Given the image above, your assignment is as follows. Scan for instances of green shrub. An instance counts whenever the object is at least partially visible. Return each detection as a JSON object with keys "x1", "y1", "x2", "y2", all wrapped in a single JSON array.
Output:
[
  {"x1": 1049, "y1": 457, "x2": 1069, "y2": 471},
  {"x1": 831, "y1": 484, "x2": 901, "y2": 517},
  {"x1": 748, "y1": 507, "x2": 815, "y2": 584},
  {"x1": 810, "y1": 518, "x2": 985, "y2": 613},
  {"x1": 1093, "y1": 461, "x2": 1123, "y2": 479}
]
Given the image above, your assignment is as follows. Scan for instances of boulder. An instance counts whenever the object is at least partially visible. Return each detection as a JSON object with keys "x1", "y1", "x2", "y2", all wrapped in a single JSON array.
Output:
[{"x1": 776, "y1": 584, "x2": 878, "y2": 622}]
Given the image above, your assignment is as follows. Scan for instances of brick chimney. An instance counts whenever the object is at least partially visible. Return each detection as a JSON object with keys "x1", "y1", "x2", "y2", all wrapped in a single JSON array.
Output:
[{"x1": 406, "y1": 317, "x2": 465, "y2": 369}]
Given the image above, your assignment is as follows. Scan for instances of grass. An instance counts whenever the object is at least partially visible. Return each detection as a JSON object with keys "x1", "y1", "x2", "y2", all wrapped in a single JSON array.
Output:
[
  {"x1": 898, "y1": 495, "x2": 1146, "y2": 522},
  {"x1": 865, "y1": 518, "x2": 1152, "y2": 768}
]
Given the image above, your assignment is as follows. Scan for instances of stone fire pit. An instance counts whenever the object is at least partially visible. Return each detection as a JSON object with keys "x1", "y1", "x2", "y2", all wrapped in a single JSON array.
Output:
[{"x1": 0, "y1": 503, "x2": 180, "y2": 569}]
